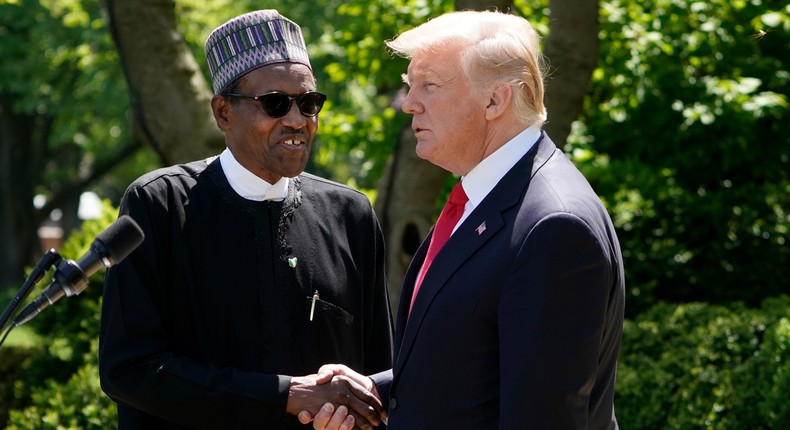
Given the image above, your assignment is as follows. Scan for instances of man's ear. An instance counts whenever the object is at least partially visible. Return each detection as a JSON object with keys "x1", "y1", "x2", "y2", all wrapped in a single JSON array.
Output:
[
  {"x1": 485, "y1": 83, "x2": 512, "y2": 121},
  {"x1": 211, "y1": 95, "x2": 231, "y2": 130}
]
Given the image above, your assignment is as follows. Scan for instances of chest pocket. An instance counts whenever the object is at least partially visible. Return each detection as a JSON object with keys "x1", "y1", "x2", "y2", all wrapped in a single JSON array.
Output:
[{"x1": 304, "y1": 295, "x2": 354, "y2": 326}]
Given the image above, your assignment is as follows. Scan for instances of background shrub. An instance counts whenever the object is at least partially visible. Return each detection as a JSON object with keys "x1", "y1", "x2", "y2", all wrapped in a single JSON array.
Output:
[
  {"x1": 616, "y1": 296, "x2": 790, "y2": 428},
  {"x1": 0, "y1": 203, "x2": 117, "y2": 428},
  {"x1": 6, "y1": 339, "x2": 116, "y2": 430}
]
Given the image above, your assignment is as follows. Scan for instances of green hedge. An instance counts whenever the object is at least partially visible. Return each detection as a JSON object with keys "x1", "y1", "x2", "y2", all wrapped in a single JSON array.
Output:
[
  {"x1": 0, "y1": 342, "x2": 40, "y2": 426},
  {"x1": 6, "y1": 339, "x2": 116, "y2": 430},
  {"x1": 616, "y1": 297, "x2": 790, "y2": 428}
]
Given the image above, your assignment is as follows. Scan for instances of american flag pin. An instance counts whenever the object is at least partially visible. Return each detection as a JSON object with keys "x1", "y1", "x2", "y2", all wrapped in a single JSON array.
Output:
[{"x1": 475, "y1": 221, "x2": 487, "y2": 235}]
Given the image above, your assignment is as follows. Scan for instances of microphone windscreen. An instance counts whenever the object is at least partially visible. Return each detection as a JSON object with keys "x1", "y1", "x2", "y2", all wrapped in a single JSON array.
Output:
[{"x1": 95, "y1": 215, "x2": 145, "y2": 265}]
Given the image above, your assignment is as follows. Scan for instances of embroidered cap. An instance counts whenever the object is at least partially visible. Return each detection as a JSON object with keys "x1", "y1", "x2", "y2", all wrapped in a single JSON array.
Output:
[{"x1": 204, "y1": 10, "x2": 312, "y2": 94}]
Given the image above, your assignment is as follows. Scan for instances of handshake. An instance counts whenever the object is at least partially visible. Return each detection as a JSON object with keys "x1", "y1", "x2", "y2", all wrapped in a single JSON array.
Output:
[{"x1": 287, "y1": 364, "x2": 386, "y2": 430}]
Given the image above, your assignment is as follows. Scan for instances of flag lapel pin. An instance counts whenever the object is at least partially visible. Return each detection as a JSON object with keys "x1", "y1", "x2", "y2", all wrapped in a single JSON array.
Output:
[{"x1": 475, "y1": 221, "x2": 487, "y2": 235}]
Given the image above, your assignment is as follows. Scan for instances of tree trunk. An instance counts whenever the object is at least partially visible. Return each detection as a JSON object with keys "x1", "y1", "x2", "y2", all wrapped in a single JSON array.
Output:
[
  {"x1": 542, "y1": 0, "x2": 600, "y2": 149},
  {"x1": 0, "y1": 5, "x2": 145, "y2": 291},
  {"x1": 104, "y1": 0, "x2": 223, "y2": 164},
  {"x1": 0, "y1": 98, "x2": 47, "y2": 288},
  {"x1": 376, "y1": 0, "x2": 599, "y2": 314}
]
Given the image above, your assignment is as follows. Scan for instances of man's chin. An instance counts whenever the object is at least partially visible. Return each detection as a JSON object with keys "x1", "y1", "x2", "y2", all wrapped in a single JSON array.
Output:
[
  {"x1": 414, "y1": 142, "x2": 432, "y2": 160},
  {"x1": 280, "y1": 165, "x2": 309, "y2": 179}
]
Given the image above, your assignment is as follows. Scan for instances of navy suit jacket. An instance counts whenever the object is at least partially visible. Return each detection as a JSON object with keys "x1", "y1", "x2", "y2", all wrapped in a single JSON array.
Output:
[{"x1": 371, "y1": 132, "x2": 624, "y2": 429}]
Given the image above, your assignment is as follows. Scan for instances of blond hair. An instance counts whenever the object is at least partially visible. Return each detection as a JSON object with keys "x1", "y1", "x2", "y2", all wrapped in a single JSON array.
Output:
[{"x1": 386, "y1": 11, "x2": 547, "y2": 127}]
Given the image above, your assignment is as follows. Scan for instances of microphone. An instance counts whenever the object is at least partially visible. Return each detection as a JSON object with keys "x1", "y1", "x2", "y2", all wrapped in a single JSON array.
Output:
[{"x1": 13, "y1": 215, "x2": 144, "y2": 326}]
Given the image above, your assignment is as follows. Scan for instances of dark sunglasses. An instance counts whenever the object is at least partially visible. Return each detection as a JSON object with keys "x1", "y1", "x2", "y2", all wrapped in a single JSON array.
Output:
[{"x1": 226, "y1": 91, "x2": 327, "y2": 118}]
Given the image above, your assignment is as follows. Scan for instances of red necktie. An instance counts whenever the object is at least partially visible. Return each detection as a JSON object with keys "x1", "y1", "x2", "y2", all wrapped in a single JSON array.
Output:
[{"x1": 409, "y1": 182, "x2": 469, "y2": 315}]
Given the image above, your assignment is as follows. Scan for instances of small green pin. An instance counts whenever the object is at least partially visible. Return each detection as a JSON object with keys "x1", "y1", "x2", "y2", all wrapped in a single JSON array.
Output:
[{"x1": 288, "y1": 257, "x2": 298, "y2": 268}]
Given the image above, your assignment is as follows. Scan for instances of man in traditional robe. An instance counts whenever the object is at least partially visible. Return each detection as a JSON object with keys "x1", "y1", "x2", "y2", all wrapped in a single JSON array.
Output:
[{"x1": 99, "y1": 10, "x2": 393, "y2": 430}]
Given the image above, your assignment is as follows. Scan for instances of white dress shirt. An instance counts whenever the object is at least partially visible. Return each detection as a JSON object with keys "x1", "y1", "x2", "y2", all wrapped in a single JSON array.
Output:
[{"x1": 455, "y1": 124, "x2": 542, "y2": 233}]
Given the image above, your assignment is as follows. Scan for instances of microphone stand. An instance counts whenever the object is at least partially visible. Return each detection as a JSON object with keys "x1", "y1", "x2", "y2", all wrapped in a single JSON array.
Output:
[{"x1": 0, "y1": 249, "x2": 62, "y2": 349}]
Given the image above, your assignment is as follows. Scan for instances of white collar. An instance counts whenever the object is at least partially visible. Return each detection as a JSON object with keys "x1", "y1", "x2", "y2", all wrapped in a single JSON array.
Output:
[
  {"x1": 462, "y1": 124, "x2": 541, "y2": 208},
  {"x1": 219, "y1": 148, "x2": 289, "y2": 201}
]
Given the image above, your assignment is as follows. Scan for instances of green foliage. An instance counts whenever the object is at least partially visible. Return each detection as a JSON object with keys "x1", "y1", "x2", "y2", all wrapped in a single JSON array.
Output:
[
  {"x1": 297, "y1": 0, "x2": 454, "y2": 190},
  {"x1": 0, "y1": 0, "x2": 150, "y2": 186},
  {"x1": 1, "y1": 203, "x2": 118, "y2": 428},
  {"x1": 568, "y1": 0, "x2": 790, "y2": 314},
  {"x1": 616, "y1": 296, "x2": 790, "y2": 428},
  {"x1": 3, "y1": 0, "x2": 790, "y2": 426},
  {"x1": 0, "y1": 342, "x2": 41, "y2": 426},
  {"x1": 7, "y1": 339, "x2": 116, "y2": 430}
]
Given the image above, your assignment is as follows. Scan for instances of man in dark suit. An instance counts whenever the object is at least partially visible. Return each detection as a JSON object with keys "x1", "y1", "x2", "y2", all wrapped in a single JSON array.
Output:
[{"x1": 302, "y1": 10, "x2": 625, "y2": 430}]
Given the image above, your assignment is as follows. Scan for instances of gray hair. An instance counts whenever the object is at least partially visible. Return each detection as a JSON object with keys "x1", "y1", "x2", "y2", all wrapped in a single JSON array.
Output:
[{"x1": 386, "y1": 11, "x2": 547, "y2": 127}]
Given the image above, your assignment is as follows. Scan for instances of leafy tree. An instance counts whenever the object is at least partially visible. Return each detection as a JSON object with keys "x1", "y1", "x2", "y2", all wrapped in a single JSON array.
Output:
[
  {"x1": 0, "y1": 0, "x2": 158, "y2": 289},
  {"x1": 570, "y1": 0, "x2": 790, "y2": 315}
]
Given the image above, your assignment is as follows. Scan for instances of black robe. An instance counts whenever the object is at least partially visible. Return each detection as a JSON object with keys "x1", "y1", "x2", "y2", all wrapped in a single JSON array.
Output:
[{"x1": 99, "y1": 156, "x2": 394, "y2": 429}]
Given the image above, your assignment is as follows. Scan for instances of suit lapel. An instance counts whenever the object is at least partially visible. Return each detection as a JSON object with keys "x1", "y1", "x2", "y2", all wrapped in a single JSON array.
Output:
[{"x1": 393, "y1": 131, "x2": 559, "y2": 377}]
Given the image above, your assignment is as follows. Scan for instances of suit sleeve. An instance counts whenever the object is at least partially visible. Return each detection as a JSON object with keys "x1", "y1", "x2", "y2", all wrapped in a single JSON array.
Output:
[
  {"x1": 369, "y1": 369, "x2": 393, "y2": 409},
  {"x1": 498, "y1": 212, "x2": 615, "y2": 429},
  {"x1": 98, "y1": 184, "x2": 291, "y2": 429}
]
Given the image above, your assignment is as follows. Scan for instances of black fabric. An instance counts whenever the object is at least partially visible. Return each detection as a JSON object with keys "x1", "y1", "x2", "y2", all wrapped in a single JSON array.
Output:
[{"x1": 99, "y1": 156, "x2": 393, "y2": 429}]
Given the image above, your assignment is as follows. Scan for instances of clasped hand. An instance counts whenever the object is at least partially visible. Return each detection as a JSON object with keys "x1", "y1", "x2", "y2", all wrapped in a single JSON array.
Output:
[{"x1": 287, "y1": 364, "x2": 385, "y2": 430}]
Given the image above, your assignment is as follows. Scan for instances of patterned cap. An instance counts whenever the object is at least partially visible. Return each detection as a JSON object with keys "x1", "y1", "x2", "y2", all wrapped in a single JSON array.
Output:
[{"x1": 205, "y1": 10, "x2": 312, "y2": 94}]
